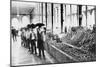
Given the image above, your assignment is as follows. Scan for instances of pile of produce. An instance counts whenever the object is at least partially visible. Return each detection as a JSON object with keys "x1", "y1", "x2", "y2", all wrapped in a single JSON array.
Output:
[
  {"x1": 46, "y1": 32, "x2": 54, "y2": 40},
  {"x1": 60, "y1": 45, "x2": 96, "y2": 62},
  {"x1": 61, "y1": 25, "x2": 96, "y2": 53},
  {"x1": 61, "y1": 26, "x2": 85, "y2": 47},
  {"x1": 46, "y1": 32, "x2": 62, "y2": 43},
  {"x1": 51, "y1": 42, "x2": 96, "y2": 62},
  {"x1": 80, "y1": 28, "x2": 96, "y2": 54},
  {"x1": 46, "y1": 25, "x2": 96, "y2": 62}
]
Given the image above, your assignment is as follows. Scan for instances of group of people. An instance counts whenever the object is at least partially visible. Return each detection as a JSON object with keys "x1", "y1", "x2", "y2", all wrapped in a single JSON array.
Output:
[{"x1": 21, "y1": 24, "x2": 46, "y2": 58}]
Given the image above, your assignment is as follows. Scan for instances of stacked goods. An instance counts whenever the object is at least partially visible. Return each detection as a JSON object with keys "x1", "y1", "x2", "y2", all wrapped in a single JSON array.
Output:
[
  {"x1": 52, "y1": 26, "x2": 96, "y2": 61},
  {"x1": 49, "y1": 42, "x2": 95, "y2": 62},
  {"x1": 61, "y1": 32, "x2": 73, "y2": 44},
  {"x1": 70, "y1": 31, "x2": 85, "y2": 47},
  {"x1": 60, "y1": 45, "x2": 96, "y2": 62},
  {"x1": 53, "y1": 42, "x2": 65, "y2": 49},
  {"x1": 61, "y1": 26, "x2": 96, "y2": 49},
  {"x1": 46, "y1": 25, "x2": 96, "y2": 62},
  {"x1": 80, "y1": 29, "x2": 96, "y2": 54},
  {"x1": 61, "y1": 26, "x2": 85, "y2": 47},
  {"x1": 46, "y1": 32, "x2": 54, "y2": 40},
  {"x1": 78, "y1": 25, "x2": 96, "y2": 54}
]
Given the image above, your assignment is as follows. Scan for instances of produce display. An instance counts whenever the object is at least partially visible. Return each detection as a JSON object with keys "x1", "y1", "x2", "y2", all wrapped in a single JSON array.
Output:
[
  {"x1": 61, "y1": 26, "x2": 96, "y2": 53},
  {"x1": 61, "y1": 46, "x2": 96, "y2": 62},
  {"x1": 46, "y1": 25, "x2": 96, "y2": 62},
  {"x1": 61, "y1": 26, "x2": 85, "y2": 47},
  {"x1": 50, "y1": 42, "x2": 96, "y2": 62}
]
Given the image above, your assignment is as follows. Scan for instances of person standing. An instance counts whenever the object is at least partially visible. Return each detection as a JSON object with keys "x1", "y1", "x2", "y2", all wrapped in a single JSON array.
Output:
[
  {"x1": 11, "y1": 28, "x2": 17, "y2": 41},
  {"x1": 21, "y1": 29, "x2": 24, "y2": 47},
  {"x1": 11, "y1": 28, "x2": 15, "y2": 41},
  {"x1": 37, "y1": 26, "x2": 45, "y2": 58},
  {"x1": 30, "y1": 29, "x2": 37, "y2": 54},
  {"x1": 41, "y1": 27, "x2": 46, "y2": 58},
  {"x1": 26, "y1": 28, "x2": 31, "y2": 51}
]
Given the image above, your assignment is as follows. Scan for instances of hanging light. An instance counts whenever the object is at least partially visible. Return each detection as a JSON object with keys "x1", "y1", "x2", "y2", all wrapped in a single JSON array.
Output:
[{"x1": 17, "y1": 3, "x2": 19, "y2": 17}]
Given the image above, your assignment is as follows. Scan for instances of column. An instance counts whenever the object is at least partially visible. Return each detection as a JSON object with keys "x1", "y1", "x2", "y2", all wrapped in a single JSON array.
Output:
[
  {"x1": 51, "y1": 3, "x2": 53, "y2": 33},
  {"x1": 61, "y1": 4, "x2": 63, "y2": 33},
  {"x1": 78, "y1": 5, "x2": 82, "y2": 26},
  {"x1": 45, "y1": 3, "x2": 47, "y2": 27}
]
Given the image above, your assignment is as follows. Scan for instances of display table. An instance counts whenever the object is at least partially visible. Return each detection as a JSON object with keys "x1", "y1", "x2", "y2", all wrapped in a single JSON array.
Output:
[
  {"x1": 44, "y1": 40, "x2": 95, "y2": 63},
  {"x1": 45, "y1": 41, "x2": 78, "y2": 63}
]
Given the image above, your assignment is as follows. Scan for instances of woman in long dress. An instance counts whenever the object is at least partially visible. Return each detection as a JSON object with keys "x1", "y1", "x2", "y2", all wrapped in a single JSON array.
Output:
[{"x1": 37, "y1": 26, "x2": 45, "y2": 57}]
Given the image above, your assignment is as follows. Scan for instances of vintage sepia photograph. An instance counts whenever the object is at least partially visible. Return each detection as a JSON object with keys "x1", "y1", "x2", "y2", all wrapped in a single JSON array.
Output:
[{"x1": 11, "y1": 0, "x2": 96, "y2": 66}]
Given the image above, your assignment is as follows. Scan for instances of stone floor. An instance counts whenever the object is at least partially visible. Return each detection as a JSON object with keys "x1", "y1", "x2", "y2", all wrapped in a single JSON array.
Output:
[{"x1": 11, "y1": 36, "x2": 56, "y2": 66}]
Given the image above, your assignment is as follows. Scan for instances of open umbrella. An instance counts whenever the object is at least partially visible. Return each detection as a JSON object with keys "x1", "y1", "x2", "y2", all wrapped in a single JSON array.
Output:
[
  {"x1": 35, "y1": 23, "x2": 45, "y2": 27},
  {"x1": 27, "y1": 24, "x2": 31, "y2": 28},
  {"x1": 31, "y1": 23, "x2": 36, "y2": 28}
]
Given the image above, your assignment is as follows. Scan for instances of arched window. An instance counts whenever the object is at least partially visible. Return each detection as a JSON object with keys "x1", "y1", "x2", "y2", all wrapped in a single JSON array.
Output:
[
  {"x1": 11, "y1": 18, "x2": 19, "y2": 30},
  {"x1": 21, "y1": 16, "x2": 30, "y2": 27}
]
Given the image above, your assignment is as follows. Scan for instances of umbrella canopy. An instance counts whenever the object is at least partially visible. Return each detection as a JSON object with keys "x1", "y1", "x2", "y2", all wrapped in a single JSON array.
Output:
[
  {"x1": 31, "y1": 23, "x2": 36, "y2": 28},
  {"x1": 35, "y1": 23, "x2": 45, "y2": 27},
  {"x1": 27, "y1": 24, "x2": 32, "y2": 28},
  {"x1": 20, "y1": 27, "x2": 26, "y2": 31}
]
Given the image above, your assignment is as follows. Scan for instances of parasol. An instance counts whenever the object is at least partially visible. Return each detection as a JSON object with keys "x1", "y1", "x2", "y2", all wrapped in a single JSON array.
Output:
[
  {"x1": 27, "y1": 24, "x2": 32, "y2": 28},
  {"x1": 31, "y1": 23, "x2": 36, "y2": 28},
  {"x1": 35, "y1": 23, "x2": 45, "y2": 27}
]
